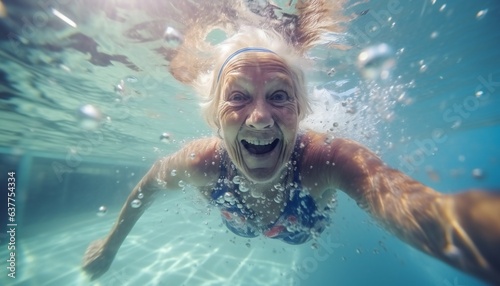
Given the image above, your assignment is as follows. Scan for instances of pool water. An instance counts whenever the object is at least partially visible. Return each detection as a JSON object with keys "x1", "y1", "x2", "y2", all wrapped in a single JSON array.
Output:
[{"x1": 0, "y1": 0, "x2": 499, "y2": 285}]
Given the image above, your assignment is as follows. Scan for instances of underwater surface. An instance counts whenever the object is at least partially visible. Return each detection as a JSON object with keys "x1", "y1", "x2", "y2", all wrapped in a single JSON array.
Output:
[{"x1": 0, "y1": 0, "x2": 499, "y2": 285}]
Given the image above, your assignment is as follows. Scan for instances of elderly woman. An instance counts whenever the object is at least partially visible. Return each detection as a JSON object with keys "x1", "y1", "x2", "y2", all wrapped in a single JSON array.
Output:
[{"x1": 82, "y1": 28, "x2": 500, "y2": 284}]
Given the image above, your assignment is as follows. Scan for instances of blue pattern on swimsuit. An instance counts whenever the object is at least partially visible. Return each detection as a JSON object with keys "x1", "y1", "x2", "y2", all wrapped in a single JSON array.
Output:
[{"x1": 210, "y1": 140, "x2": 330, "y2": 245}]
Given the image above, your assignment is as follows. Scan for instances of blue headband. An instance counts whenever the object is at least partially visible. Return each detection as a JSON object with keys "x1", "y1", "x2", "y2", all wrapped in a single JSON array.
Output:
[{"x1": 216, "y1": 47, "x2": 276, "y2": 82}]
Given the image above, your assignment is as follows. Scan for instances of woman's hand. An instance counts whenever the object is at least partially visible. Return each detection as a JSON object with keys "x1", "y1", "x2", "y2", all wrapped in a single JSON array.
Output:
[{"x1": 82, "y1": 238, "x2": 116, "y2": 281}]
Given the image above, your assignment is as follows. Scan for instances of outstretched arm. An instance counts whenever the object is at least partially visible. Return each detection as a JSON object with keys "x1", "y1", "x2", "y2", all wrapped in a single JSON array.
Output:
[
  {"x1": 330, "y1": 138, "x2": 500, "y2": 285},
  {"x1": 301, "y1": 132, "x2": 500, "y2": 285},
  {"x1": 81, "y1": 138, "x2": 220, "y2": 280},
  {"x1": 81, "y1": 161, "x2": 164, "y2": 280}
]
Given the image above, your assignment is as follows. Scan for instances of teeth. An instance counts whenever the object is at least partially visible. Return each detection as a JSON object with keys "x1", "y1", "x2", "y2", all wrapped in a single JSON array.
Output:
[{"x1": 244, "y1": 138, "x2": 275, "y2": 145}]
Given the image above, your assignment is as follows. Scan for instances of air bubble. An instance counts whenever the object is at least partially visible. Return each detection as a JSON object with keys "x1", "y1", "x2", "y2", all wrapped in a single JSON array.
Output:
[
  {"x1": 274, "y1": 184, "x2": 284, "y2": 192},
  {"x1": 178, "y1": 180, "x2": 185, "y2": 188},
  {"x1": 357, "y1": 43, "x2": 395, "y2": 80},
  {"x1": 432, "y1": 129, "x2": 444, "y2": 138},
  {"x1": 224, "y1": 192, "x2": 236, "y2": 203},
  {"x1": 171, "y1": 170, "x2": 177, "y2": 176},
  {"x1": 451, "y1": 121, "x2": 461, "y2": 129},
  {"x1": 472, "y1": 168, "x2": 484, "y2": 179},
  {"x1": 160, "y1": 132, "x2": 171, "y2": 144},
  {"x1": 114, "y1": 79, "x2": 125, "y2": 95},
  {"x1": 274, "y1": 193, "x2": 283, "y2": 203},
  {"x1": 233, "y1": 176, "x2": 242, "y2": 184},
  {"x1": 327, "y1": 67, "x2": 336, "y2": 76},
  {"x1": 96, "y1": 206, "x2": 107, "y2": 217},
  {"x1": 138, "y1": 193, "x2": 144, "y2": 199},
  {"x1": 131, "y1": 199, "x2": 142, "y2": 208},
  {"x1": 239, "y1": 181, "x2": 249, "y2": 192},
  {"x1": 476, "y1": 9, "x2": 488, "y2": 20},
  {"x1": 250, "y1": 189, "x2": 264, "y2": 199},
  {"x1": 126, "y1": 76, "x2": 138, "y2": 83},
  {"x1": 78, "y1": 104, "x2": 102, "y2": 130},
  {"x1": 164, "y1": 26, "x2": 183, "y2": 48},
  {"x1": 444, "y1": 244, "x2": 461, "y2": 259},
  {"x1": 189, "y1": 153, "x2": 196, "y2": 159}
]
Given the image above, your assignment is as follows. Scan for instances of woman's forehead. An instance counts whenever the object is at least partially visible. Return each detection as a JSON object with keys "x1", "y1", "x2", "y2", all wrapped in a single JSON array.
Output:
[
  {"x1": 222, "y1": 54, "x2": 293, "y2": 85},
  {"x1": 225, "y1": 70, "x2": 293, "y2": 90}
]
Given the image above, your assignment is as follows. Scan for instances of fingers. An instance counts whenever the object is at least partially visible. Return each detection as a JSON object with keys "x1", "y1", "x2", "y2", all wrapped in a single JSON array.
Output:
[{"x1": 81, "y1": 239, "x2": 112, "y2": 281}]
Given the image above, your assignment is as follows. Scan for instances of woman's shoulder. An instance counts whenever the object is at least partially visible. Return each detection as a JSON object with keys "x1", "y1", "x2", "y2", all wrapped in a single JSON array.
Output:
[
  {"x1": 182, "y1": 136, "x2": 222, "y2": 151},
  {"x1": 171, "y1": 136, "x2": 223, "y2": 186},
  {"x1": 297, "y1": 129, "x2": 368, "y2": 190},
  {"x1": 179, "y1": 136, "x2": 223, "y2": 166}
]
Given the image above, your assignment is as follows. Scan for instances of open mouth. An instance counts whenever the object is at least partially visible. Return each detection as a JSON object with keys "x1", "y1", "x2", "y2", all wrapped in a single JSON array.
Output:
[{"x1": 241, "y1": 138, "x2": 279, "y2": 155}]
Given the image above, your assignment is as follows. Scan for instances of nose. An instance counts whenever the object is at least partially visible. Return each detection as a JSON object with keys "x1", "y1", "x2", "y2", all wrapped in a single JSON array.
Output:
[{"x1": 245, "y1": 100, "x2": 274, "y2": 130}]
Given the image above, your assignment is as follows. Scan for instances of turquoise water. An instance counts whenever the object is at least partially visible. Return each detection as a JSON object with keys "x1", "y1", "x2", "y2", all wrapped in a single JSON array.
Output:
[{"x1": 0, "y1": 0, "x2": 499, "y2": 285}]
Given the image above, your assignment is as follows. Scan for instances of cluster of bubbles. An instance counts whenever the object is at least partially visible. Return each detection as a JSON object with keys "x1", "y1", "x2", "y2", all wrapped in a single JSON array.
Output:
[
  {"x1": 305, "y1": 41, "x2": 424, "y2": 156},
  {"x1": 114, "y1": 76, "x2": 138, "y2": 100},
  {"x1": 130, "y1": 188, "x2": 144, "y2": 208},
  {"x1": 77, "y1": 75, "x2": 137, "y2": 131}
]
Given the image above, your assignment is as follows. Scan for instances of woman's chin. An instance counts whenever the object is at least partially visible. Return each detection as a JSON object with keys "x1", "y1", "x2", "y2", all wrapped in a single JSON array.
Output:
[{"x1": 243, "y1": 167, "x2": 279, "y2": 183}]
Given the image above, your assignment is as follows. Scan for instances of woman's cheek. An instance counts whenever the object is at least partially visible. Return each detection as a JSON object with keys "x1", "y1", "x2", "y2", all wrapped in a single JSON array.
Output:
[{"x1": 281, "y1": 105, "x2": 299, "y2": 126}]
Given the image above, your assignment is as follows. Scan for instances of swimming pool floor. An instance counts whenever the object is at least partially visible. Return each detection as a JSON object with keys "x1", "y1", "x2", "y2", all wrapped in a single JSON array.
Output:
[
  {"x1": 0, "y1": 194, "x2": 301, "y2": 286},
  {"x1": 0, "y1": 192, "x2": 488, "y2": 286}
]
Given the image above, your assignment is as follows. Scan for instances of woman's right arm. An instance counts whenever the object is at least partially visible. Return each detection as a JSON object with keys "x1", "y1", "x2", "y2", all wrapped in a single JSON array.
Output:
[{"x1": 81, "y1": 137, "x2": 221, "y2": 280}]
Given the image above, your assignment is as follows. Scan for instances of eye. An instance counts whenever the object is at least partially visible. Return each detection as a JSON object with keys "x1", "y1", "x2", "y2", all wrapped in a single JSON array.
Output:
[
  {"x1": 268, "y1": 90, "x2": 290, "y2": 104},
  {"x1": 227, "y1": 91, "x2": 250, "y2": 105}
]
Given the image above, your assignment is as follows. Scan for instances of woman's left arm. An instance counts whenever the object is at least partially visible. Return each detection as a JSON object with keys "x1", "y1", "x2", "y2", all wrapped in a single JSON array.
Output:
[{"x1": 303, "y1": 133, "x2": 500, "y2": 285}]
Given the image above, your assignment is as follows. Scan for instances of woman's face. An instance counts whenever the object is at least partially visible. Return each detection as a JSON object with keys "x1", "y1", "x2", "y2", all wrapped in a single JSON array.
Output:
[{"x1": 218, "y1": 53, "x2": 299, "y2": 183}]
